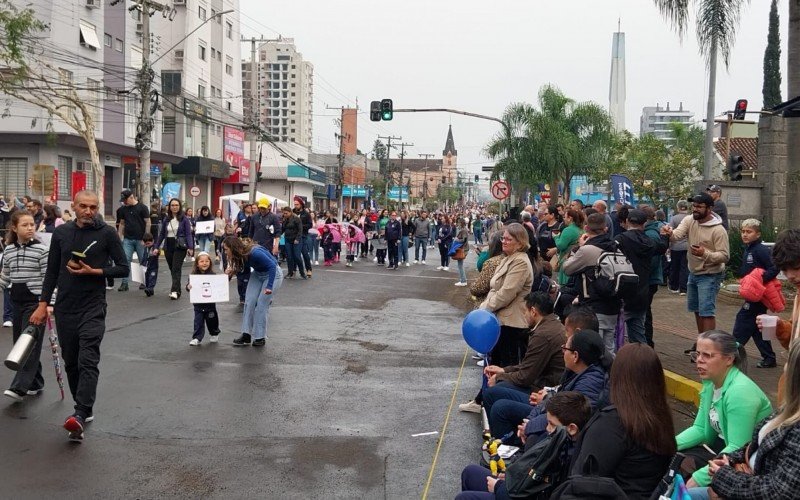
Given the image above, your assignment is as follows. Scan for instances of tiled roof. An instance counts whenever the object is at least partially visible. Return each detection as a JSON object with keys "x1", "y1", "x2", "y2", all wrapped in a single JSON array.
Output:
[{"x1": 714, "y1": 137, "x2": 758, "y2": 171}]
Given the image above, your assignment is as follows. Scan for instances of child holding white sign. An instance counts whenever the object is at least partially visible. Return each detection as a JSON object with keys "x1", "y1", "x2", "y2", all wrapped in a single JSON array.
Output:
[{"x1": 185, "y1": 252, "x2": 221, "y2": 346}]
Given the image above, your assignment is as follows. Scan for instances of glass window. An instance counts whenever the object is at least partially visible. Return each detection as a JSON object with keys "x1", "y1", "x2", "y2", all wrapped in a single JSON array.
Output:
[
  {"x1": 104, "y1": 33, "x2": 112, "y2": 47},
  {"x1": 115, "y1": 38, "x2": 123, "y2": 52},
  {"x1": 198, "y1": 6, "x2": 206, "y2": 20},
  {"x1": 58, "y1": 156, "x2": 72, "y2": 200},
  {"x1": 225, "y1": 21, "x2": 232, "y2": 39},
  {"x1": 198, "y1": 84, "x2": 205, "y2": 99},
  {"x1": 198, "y1": 41, "x2": 206, "y2": 61}
]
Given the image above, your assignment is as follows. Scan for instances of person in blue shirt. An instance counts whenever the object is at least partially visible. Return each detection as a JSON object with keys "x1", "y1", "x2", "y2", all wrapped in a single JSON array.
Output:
[
  {"x1": 223, "y1": 236, "x2": 283, "y2": 347},
  {"x1": 734, "y1": 219, "x2": 779, "y2": 368}
]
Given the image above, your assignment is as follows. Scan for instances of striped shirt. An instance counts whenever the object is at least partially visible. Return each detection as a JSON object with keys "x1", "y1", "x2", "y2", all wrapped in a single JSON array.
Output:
[{"x1": 0, "y1": 240, "x2": 49, "y2": 297}]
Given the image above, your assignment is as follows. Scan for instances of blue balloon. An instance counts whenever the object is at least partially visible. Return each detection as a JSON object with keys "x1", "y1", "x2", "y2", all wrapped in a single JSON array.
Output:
[{"x1": 462, "y1": 309, "x2": 501, "y2": 354}]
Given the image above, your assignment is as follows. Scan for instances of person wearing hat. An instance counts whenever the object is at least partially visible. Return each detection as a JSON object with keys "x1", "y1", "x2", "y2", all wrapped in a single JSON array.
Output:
[
  {"x1": 615, "y1": 207, "x2": 668, "y2": 346},
  {"x1": 661, "y1": 193, "x2": 729, "y2": 349},
  {"x1": 115, "y1": 189, "x2": 150, "y2": 292},
  {"x1": 292, "y1": 196, "x2": 313, "y2": 278},
  {"x1": 706, "y1": 184, "x2": 729, "y2": 230},
  {"x1": 249, "y1": 198, "x2": 281, "y2": 256}
]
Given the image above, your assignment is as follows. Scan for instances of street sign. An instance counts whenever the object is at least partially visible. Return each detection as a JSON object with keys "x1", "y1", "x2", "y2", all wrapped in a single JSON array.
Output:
[
  {"x1": 491, "y1": 180, "x2": 510, "y2": 200},
  {"x1": 190, "y1": 185, "x2": 200, "y2": 197},
  {"x1": 481, "y1": 165, "x2": 495, "y2": 172}
]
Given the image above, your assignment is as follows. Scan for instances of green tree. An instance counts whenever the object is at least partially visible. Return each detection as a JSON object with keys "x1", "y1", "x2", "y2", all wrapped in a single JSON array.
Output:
[
  {"x1": 653, "y1": 0, "x2": 750, "y2": 180},
  {"x1": 0, "y1": 0, "x2": 106, "y2": 211},
  {"x1": 486, "y1": 85, "x2": 614, "y2": 202},
  {"x1": 763, "y1": 0, "x2": 782, "y2": 109}
]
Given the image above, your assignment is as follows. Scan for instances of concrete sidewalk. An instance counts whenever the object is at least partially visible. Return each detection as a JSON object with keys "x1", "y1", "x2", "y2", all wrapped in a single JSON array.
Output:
[{"x1": 652, "y1": 286, "x2": 789, "y2": 405}]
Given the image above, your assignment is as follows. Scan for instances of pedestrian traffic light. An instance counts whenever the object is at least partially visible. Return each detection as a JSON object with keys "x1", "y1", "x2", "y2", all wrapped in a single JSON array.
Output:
[
  {"x1": 728, "y1": 153, "x2": 743, "y2": 181},
  {"x1": 380, "y1": 98, "x2": 393, "y2": 121},
  {"x1": 369, "y1": 101, "x2": 381, "y2": 122},
  {"x1": 733, "y1": 99, "x2": 748, "y2": 120}
]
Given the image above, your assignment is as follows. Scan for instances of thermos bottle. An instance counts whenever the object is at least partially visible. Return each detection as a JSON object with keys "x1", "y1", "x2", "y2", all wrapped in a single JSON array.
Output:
[{"x1": 4, "y1": 325, "x2": 38, "y2": 371}]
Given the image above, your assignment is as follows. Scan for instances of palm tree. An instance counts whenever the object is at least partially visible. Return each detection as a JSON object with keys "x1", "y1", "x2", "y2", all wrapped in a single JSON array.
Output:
[
  {"x1": 486, "y1": 85, "x2": 613, "y2": 202},
  {"x1": 653, "y1": 0, "x2": 750, "y2": 181}
]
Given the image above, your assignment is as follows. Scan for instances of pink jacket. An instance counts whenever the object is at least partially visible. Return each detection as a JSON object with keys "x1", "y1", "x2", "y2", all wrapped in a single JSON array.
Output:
[{"x1": 739, "y1": 268, "x2": 786, "y2": 313}]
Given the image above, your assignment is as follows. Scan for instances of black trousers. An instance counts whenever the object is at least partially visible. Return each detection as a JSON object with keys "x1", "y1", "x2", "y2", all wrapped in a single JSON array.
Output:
[
  {"x1": 193, "y1": 304, "x2": 220, "y2": 341},
  {"x1": 490, "y1": 325, "x2": 530, "y2": 367},
  {"x1": 145, "y1": 255, "x2": 159, "y2": 291},
  {"x1": 387, "y1": 239, "x2": 399, "y2": 267},
  {"x1": 9, "y1": 299, "x2": 44, "y2": 394},
  {"x1": 55, "y1": 300, "x2": 107, "y2": 419},
  {"x1": 439, "y1": 242, "x2": 450, "y2": 267},
  {"x1": 669, "y1": 250, "x2": 689, "y2": 293},
  {"x1": 164, "y1": 237, "x2": 187, "y2": 294},
  {"x1": 644, "y1": 284, "x2": 659, "y2": 348}
]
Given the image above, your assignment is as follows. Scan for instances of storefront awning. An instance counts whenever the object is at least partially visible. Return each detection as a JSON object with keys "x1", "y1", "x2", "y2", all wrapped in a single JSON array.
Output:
[{"x1": 172, "y1": 156, "x2": 231, "y2": 179}]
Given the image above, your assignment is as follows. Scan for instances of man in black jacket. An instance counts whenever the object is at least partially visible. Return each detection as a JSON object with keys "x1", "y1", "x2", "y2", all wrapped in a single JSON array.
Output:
[
  {"x1": 282, "y1": 206, "x2": 306, "y2": 279},
  {"x1": 29, "y1": 190, "x2": 129, "y2": 442},
  {"x1": 562, "y1": 213, "x2": 622, "y2": 354},
  {"x1": 614, "y1": 208, "x2": 668, "y2": 346},
  {"x1": 293, "y1": 196, "x2": 313, "y2": 277},
  {"x1": 249, "y1": 198, "x2": 281, "y2": 255},
  {"x1": 384, "y1": 211, "x2": 402, "y2": 270}
]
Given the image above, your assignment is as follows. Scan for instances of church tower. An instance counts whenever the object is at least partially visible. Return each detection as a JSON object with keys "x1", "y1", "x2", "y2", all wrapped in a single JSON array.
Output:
[{"x1": 442, "y1": 125, "x2": 458, "y2": 184}]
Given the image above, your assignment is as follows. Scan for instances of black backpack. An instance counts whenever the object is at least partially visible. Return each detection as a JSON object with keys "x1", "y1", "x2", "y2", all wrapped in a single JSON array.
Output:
[
  {"x1": 549, "y1": 454, "x2": 629, "y2": 500},
  {"x1": 504, "y1": 426, "x2": 571, "y2": 499}
]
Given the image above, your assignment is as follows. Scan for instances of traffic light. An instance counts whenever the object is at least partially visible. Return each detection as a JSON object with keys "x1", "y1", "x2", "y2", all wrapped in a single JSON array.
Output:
[
  {"x1": 474, "y1": 175, "x2": 479, "y2": 183},
  {"x1": 380, "y1": 98, "x2": 393, "y2": 121},
  {"x1": 733, "y1": 99, "x2": 748, "y2": 120},
  {"x1": 728, "y1": 153, "x2": 743, "y2": 181},
  {"x1": 369, "y1": 101, "x2": 381, "y2": 122}
]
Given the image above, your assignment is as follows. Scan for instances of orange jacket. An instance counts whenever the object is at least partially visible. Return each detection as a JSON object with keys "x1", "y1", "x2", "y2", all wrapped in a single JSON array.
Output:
[{"x1": 739, "y1": 268, "x2": 786, "y2": 313}]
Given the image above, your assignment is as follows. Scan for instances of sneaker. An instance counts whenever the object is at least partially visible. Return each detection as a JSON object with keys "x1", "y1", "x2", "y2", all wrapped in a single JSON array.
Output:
[
  {"x1": 373, "y1": 257, "x2": 378, "y2": 263},
  {"x1": 471, "y1": 354, "x2": 484, "y2": 360},
  {"x1": 454, "y1": 282, "x2": 467, "y2": 287},
  {"x1": 169, "y1": 292, "x2": 178, "y2": 300},
  {"x1": 679, "y1": 292, "x2": 686, "y2": 296},
  {"x1": 458, "y1": 400, "x2": 482, "y2": 414},
  {"x1": 306, "y1": 270, "x2": 312, "y2": 278},
  {"x1": 139, "y1": 283, "x2": 146, "y2": 290},
  {"x1": 64, "y1": 415, "x2": 85, "y2": 442},
  {"x1": 3, "y1": 389, "x2": 24, "y2": 402},
  {"x1": 209, "y1": 335, "x2": 219, "y2": 343},
  {"x1": 314, "y1": 260, "x2": 320, "y2": 265},
  {"x1": 405, "y1": 262, "x2": 410, "y2": 267},
  {"x1": 436, "y1": 266, "x2": 444, "y2": 270},
  {"x1": 233, "y1": 333, "x2": 252, "y2": 346},
  {"x1": 2, "y1": 320, "x2": 11, "y2": 328},
  {"x1": 413, "y1": 260, "x2": 419, "y2": 264},
  {"x1": 118, "y1": 282, "x2": 129, "y2": 292},
  {"x1": 476, "y1": 359, "x2": 485, "y2": 367},
  {"x1": 189, "y1": 339, "x2": 200, "y2": 346},
  {"x1": 26, "y1": 388, "x2": 43, "y2": 396},
  {"x1": 421, "y1": 260, "x2": 426, "y2": 265},
  {"x1": 757, "y1": 360, "x2": 777, "y2": 368},
  {"x1": 354, "y1": 257, "x2": 359, "y2": 262},
  {"x1": 443, "y1": 266, "x2": 449, "y2": 271},
  {"x1": 105, "y1": 285, "x2": 114, "y2": 290},
  {"x1": 252, "y1": 338, "x2": 266, "y2": 347}
]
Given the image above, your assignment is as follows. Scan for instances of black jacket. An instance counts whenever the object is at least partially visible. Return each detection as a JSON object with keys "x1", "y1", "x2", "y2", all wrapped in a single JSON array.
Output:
[
  {"x1": 282, "y1": 214, "x2": 302, "y2": 243},
  {"x1": 401, "y1": 219, "x2": 414, "y2": 237},
  {"x1": 40, "y1": 217, "x2": 128, "y2": 308},
  {"x1": 740, "y1": 239, "x2": 778, "y2": 282},
  {"x1": 385, "y1": 219, "x2": 402, "y2": 241},
  {"x1": 250, "y1": 211, "x2": 282, "y2": 248},
  {"x1": 570, "y1": 406, "x2": 671, "y2": 500},
  {"x1": 295, "y1": 209, "x2": 312, "y2": 235},
  {"x1": 615, "y1": 229, "x2": 667, "y2": 311}
]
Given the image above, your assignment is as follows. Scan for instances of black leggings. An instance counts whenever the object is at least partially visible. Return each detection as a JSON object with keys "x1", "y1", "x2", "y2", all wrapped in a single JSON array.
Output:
[
  {"x1": 439, "y1": 242, "x2": 450, "y2": 267},
  {"x1": 164, "y1": 237, "x2": 188, "y2": 294},
  {"x1": 491, "y1": 325, "x2": 530, "y2": 367}
]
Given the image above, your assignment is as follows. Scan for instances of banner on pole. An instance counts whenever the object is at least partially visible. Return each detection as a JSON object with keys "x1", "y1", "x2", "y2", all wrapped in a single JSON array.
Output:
[{"x1": 610, "y1": 174, "x2": 634, "y2": 206}]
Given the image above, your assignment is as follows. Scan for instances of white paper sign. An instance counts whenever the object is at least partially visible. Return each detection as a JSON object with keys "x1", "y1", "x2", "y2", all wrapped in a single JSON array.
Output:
[
  {"x1": 35, "y1": 232, "x2": 52, "y2": 248},
  {"x1": 129, "y1": 262, "x2": 146, "y2": 284},
  {"x1": 189, "y1": 274, "x2": 230, "y2": 304},
  {"x1": 195, "y1": 220, "x2": 214, "y2": 234}
]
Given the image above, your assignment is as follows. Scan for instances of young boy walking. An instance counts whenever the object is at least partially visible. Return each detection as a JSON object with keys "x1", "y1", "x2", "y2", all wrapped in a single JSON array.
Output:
[{"x1": 143, "y1": 233, "x2": 159, "y2": 297}]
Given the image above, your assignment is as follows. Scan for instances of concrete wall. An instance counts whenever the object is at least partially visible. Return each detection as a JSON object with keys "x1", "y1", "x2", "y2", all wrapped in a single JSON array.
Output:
[{"x1": 758, "y1": 115, "x2": 788, "y2": 227}]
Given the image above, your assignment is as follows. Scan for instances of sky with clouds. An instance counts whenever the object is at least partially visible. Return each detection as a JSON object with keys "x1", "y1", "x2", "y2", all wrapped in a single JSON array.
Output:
[{"x1": 238, "y1": 0, "x2": 790, "y2": 186}]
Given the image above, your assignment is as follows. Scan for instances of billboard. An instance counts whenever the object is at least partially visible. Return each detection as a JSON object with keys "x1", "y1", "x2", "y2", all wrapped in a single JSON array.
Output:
[{"x1": 223, "y1": 127, "x2": 248, "y2": 184}]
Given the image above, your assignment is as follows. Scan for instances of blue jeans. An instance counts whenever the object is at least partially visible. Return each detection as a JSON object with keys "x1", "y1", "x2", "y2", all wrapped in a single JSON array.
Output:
[
  {"x1": 121, "y1": 237, "x2": 146, "y2": 286},
  {"x1": 482, "y1": 381, "x2": 531, "y2": 436},
  {"x1": 400, "y1": 236, "x2": 409, "y2": 263},
  {"x1": 3, "y1": 288, "x2": 12, "y2": 321},
  {"x1": 473, "y1": 229, "x2": 483, "y2": 245},
  {"x1": 197, "y1": 234, "x2": 212, "y2": 254},
  {"x1": 301, "y1": 234, "x2": 313, "y2": 271},
  {"x1": 310, "y1": 234, "x2": 320, "y2": 262},
  {"x1": 241, "y1": 267, "x2": 283, "y2": 340},
  {"x1": 414, "y1": 237, "x2": 427, "y2": 261},
  {"x1": 285, "y1": 240, "x2": 305, "y2": 276},
  {"x1": 687, "y1": 272, "x2": 724, "y2": 317},
  {"x1": 457, "y1": 259, "x2": 467, "y2": 283},
  {"x1": 624, "y1": 309, "x2": 647, "y2": 344},
  {"x1": 687, "y1": 487, "x2": 710, "y2": 500}
]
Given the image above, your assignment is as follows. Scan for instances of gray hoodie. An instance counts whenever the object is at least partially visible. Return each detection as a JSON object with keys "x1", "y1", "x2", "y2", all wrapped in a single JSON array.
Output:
[{"x1": 414, "y1": 218, "x2": 431, "y2": 240}]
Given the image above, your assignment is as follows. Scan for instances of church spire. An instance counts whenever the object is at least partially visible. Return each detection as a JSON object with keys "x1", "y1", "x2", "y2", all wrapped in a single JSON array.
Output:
[{"x1": 442, "y1": 125, "x2": 457, "y2": 157}]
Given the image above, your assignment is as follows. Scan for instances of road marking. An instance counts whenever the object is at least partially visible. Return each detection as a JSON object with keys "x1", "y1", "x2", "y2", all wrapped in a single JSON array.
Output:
[
  {"x1": 422, "y1": 347, "x2": 469, "y2": 500},
  {"x1": 412, "y1": 431, "x2": 439, "y2": 437},
  {"x1": 320, "y1": 269, "x2": 457, "y2": 281}
]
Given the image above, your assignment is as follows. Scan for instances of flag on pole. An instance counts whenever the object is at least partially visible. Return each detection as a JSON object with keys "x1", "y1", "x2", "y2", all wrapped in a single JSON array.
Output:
[{"x1": 610, "y1": 174, "x2": 635, "y2": 206}]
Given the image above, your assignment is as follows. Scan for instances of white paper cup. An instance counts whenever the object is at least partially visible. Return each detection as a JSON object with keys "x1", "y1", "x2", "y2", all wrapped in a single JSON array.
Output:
[{"x1": 758, "y1": 315, "x2": 778, "y2": 341}]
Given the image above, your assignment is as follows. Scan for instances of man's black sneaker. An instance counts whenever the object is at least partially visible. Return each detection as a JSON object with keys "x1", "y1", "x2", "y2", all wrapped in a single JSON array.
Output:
[
  {"x1": 757, "y1": 360, "x2": 777, "y2": 368},
  {"x1": 232, "y1": 333, "x2": 252, "y2": 346},
  {"x1": 118, "y1": 282, "x2": 129, "y2": 292},
  {"x1": 144, "y1": 289, "x2": 154, "y2": 297},
  {"x1": 3, "y1": 389, "x2": 25, "y2": 401},
  {"x1": 139, "y1": 283, "x2": 146, "y2": 290},
  {"x1": 252, "y1": 338, "x2": 266, "y2": 347},
  {"x1": 64, "y1": 415, "x2": 85, "y2": 442}
]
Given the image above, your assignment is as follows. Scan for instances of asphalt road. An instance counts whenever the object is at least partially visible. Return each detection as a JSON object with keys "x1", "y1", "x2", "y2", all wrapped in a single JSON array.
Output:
[{"x1": 0, "y1": 251, "x2": 484, "y2": 499}]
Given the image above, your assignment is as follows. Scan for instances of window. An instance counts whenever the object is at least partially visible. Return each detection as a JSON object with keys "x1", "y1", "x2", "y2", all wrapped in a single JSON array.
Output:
[
  {"x1": 210, "y1": 48, "x2": 216, "y2": 60},
  {"x1": 277, "y1": 55, "x2": 289, "y2": 61},
  {"x1": 161, "y1": 71, "x2": 182, "y2": 95},
  {"x1": 291, "y1": 64, "x2": 296, "y2": 69},
  {"x1": 225, "y1": 21, "x2": 232, "y2": 39},
  {"x1": 79, "y1": 20, "x2": 100, "y2": 50},
  {"x1": 198, "y1": 6, "x2": 206, "y2": 20},
  {"x1": 163, "y1": 116, "x2": 176, "y2": 133},
  {"x1": 226, "y1": 101, "x2": 232, "y2": 111},
  {"x1": 0, "y1": 158, "x2": 27, "y2": 196},
  {"x1": 290, "y1": 92, "x2": 295, "y2": 97},
  {"x1": 225, "y1": 55, "x2": 233, "y2": 75},
  {"x1": 198, "y1": 83, "x2": 205, "y2": 99},
  {"x1": 115, "y1": 38, "x2": 123, "y2": 52},
  {"x1": 104, "y1": 33, "x2": 112, "y2": 47},
  {"x1": 210, "y1": 85, "x2": 217, "y2": 98},
  {"x1": 198, "y1": 40, "x2": 206, "y2": 61},
  {"x1": 58, "y1": 156, "x2": 73, "y2": 200},
  {"x1": 86, "y1": 78, "x2": 100, "y2": 125}
]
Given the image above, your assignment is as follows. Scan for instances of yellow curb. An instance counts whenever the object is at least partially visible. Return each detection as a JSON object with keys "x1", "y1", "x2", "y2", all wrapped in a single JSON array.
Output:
[{"x1": 664, "y1": 369, "x2": 702, "y2": 406}]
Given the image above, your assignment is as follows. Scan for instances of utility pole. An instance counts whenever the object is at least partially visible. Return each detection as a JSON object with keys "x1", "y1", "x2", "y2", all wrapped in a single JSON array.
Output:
[
  {"x1": 377, "y1": 134, "x2": 401, "y2": 208},
  {"x1": 335, "y1": 130, "x2": 350, "y2": 221},
  {"x1": 246, "y1": 36, "x2": 264, "y2": 203},
  {"x1": 395, "y1": 142, "x2": 413, "y2": 210},
  {"x1": 418, "y1": 153, "x2": 434, "y2": 210}
]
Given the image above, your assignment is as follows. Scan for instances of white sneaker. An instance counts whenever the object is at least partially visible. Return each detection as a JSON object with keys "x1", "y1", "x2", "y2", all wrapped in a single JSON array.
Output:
[
  {"x1": 189, "y1": 339, "x2": 200, "y2": 346},
  {"x1": 476, "y1": 359, "x2": 485, "y2": 367},
  {"x1": 421, "y1": 260, "x2": 426, "y2": 265},
  {"x1": 169, "y1": 292, "x2": 178, "y2": 300},
  {"x1": 443, "y1": 266, "x2": 449, "y2": 271},
  {"x1": 413, "y1": 260, "x2": 419, "y2": 264},
  {"x1": 4, "y1": 389, "x2": 23, "y2": 402},
  {"x1": 209, "y1": 335, "x2": 218, "y2": 343},
  {"x1": 26, "y1": 388, "x2": 43, "y2": 396},
  {"x1": 405, "y1": 262, "x2": 410, "y2": 267},
  {"x1": 354, "y1": 257, "x2": 359, "y2": 262},
  {"x1": 2, "y1": 320, "x2": 11, "y2": 328},
  {"x1": 373, "y1": 257, "x2": 378, "y2": 263},
  {"x1": 436, "y1": 266, "x2": 444, "y2": 270},
  {"x1": 454, "y1": 281, "x2": 467, "y2": 287},
  {"x1": 105, "y1": 286, "x2": 114, "y2": 290},
  {"x1": 314, "y1": 261, "x2": 319, "y2": 266},
  {"x1": 458, "y1": 400, "x2": 482, "y2": 414}
]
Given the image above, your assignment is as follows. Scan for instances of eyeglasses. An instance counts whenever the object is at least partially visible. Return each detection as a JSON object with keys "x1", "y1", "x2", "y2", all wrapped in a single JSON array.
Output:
[
  {"x1": 689, "y1": 351, "x2": 721, "y2": 362},
  {"x1": 560, "y1": 344, "x2": 577, "y2": 353}
]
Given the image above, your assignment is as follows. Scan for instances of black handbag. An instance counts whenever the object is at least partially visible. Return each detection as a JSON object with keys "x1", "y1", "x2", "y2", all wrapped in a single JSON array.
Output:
[{"x1": 176, "y1": 236, "x2": 188, "y2": 251}]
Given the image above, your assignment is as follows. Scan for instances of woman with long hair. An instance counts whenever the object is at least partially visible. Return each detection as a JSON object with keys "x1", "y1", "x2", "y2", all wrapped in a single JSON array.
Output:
[
  {"x1": 677, "y1": 330, "x2": 772, "y2": 489},
  {"x1": 223, "y1": 236, "x2": 283, "y2": 347},
  {"x1": 707, "y1": 340, "x2": 800, "y2": 499},
  {"x1": 213, "y1": 208, "x2": 226, "y2": 261},
  {"x1": 436, "y1": 214, "x2": 454, "y2": 271},
  {"x1": 554, "y1": 208, "x2": 583, "y2": 285},
  {"x1": 155, "y1": 198, "x2": 194, "y2": 299},
  {"x1": 469, "y1": 232, "x2": 504, "y2": 303},
  {"x1": 195, "y1": 206, "x2": 214, "y2": 254},
  {"x1": 570, "y1": 343, "x2": 676, "y2": 499},
  {"x1": 38, "y1": 204, "x2": 63, "y2": 233}
]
